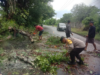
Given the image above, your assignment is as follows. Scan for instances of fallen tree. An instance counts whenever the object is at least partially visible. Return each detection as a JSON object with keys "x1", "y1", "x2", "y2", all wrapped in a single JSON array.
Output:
[
  {"x1": 0, "y1": 27, "x2": 34, "y2": 43},
  {"x1": 19, "y1": 30, "x2": 34, "y2": 43}
]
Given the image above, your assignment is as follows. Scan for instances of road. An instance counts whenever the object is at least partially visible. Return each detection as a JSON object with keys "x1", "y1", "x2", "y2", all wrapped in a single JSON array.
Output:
[{"x1": 44, "y1": 25, "x2": 100, "y2": 52}]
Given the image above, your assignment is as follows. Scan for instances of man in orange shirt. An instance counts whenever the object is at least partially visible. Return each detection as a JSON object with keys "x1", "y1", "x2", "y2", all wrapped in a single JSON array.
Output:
[{"x1": 33, "y1": 25, "x2": 44, "y2": 40}]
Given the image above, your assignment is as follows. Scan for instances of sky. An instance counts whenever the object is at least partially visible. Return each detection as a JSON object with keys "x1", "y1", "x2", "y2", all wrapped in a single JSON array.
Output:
[{"x1": 51, "y1": 0, "x2": 100, "y2": 19}]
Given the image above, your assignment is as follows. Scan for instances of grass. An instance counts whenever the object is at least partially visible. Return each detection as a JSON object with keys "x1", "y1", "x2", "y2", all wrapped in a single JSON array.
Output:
[
  {"x1": 46, "y1": 36, "x2": 62, "y2": 45},
  {"x1": 71, "y1": 28, "x2": 100, "y2": 41},
  {"x1": 95, "y1": 34, "x2": 100, "y2": 41},
  {"x1": 71, "y1": 28, "x2": 88, "y2": 36}
]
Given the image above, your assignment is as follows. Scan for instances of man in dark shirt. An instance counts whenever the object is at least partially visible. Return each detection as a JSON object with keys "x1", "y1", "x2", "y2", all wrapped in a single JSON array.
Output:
[{"x1": 85, "y1": 21, "x2": 97, "y2": 51}]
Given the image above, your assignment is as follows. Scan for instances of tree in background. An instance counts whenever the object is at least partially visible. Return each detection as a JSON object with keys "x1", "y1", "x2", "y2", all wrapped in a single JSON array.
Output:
[
  {"x1": 71, "y1": 3, "x2": 100, "y2": 28},
  {"x1": 0, "y1": 0, "x2": 55, "y2": 27},
  {"x1": 44, "y1": 18, "x2": 56, "y2": 25},
  {"x1": 60, "y1": 13, "x2": 72, "y2": 23},
  {"x1": 55, "y1": 19, "x2": 60, "y2": 25}
]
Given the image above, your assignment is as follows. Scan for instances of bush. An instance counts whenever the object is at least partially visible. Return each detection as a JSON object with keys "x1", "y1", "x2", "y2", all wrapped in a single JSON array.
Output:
[
  {"x1": 34, "y1": 51, "x2": 69, "y2": 74},
  {"x1": 82, "y1": 16, "x2": 100, "y2": 32},
  {"x1": 82, "y1": 17, "x2": 93, "y2": 31},
  {"x1": 0, "y1": 20, "x2": 18, "y2": 34}
]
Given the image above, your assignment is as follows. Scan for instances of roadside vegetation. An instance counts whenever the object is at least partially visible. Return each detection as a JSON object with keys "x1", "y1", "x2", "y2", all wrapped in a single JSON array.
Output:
[
  {"x1": 72, "y1": 28, "x2": 100, "y2": 41},
  {"x1": 46, "y1": 36, "x2": 62, "y2": 45}
]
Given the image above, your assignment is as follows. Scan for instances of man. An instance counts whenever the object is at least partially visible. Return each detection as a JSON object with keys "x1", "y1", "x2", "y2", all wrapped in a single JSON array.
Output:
[
  {"x1": 65, "y1": 20, "x2": 73, "y2": 38},
  {"x1": 85, "y1": 21, "x2": 97, "y2": 51},
  {"x1": 33, "y1": 25, "x2": 44, "y2": 40},
  {"x1": 60, "y1": 36, "x2": 85, "y2": 65}
]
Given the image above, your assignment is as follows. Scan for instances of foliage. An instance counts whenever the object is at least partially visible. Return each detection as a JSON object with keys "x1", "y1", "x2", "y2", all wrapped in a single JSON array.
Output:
[
  {"x1": 82, "y1": 17, "x2": 94, "y2": 30},
  {"x1": 82, "y1": 16, "x2": 100, "y2": 32},
  {"x1": 82, "y1": 17, "x2": 94, "y2": 26},
  {"x1": 44, "y1": 13, "x2": 72, "y2": 25},
  {"x1": 96, "y1": 17, "x2": 100, "y2": 33},
  {"x1": 44, "y1": 18, "x2": 56, "y2": 25},
  {"x1": 0, "y1": 20, "x2": 18, "y2": 33},
  {"x1": 34, "y1": 51, "x2": 69, "y2": 74},
  {"x1": 71, "y1": 3, "x2": 100, "y2": 23},
  {"x1": 60, "y1": 13, "x2": 72, "y2": 23},
  {"x1": 46, "y1": 36, "x2": 62, "y2": 45},
  {"x1": 0, "y1": 0, "x2": 55, "y2": 27},
  {"x1": 55, "y1": 19, "x2": 60, "y2": 25},
  {"x1": 0, "y1": 48, "x2": 5, "y2": 63}
]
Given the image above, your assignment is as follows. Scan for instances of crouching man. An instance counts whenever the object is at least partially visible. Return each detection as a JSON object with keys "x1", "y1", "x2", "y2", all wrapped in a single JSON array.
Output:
[{"x1": 60, "y1": 37, "x2": 85, "y2": 65}]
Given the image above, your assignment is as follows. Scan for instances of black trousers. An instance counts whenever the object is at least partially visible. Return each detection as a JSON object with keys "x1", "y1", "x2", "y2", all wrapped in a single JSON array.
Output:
[
  {"x1": 70, "y1": 48, "x2": 84, "y2": 63},
  {"x1": 66, "y1": 32, "x2": 70, "y2": 38}
]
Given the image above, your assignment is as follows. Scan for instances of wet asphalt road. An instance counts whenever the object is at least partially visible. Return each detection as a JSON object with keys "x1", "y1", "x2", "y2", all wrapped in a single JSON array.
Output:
[{"x1": 44, "y1": 25, "x2": 100, "y2": 52}]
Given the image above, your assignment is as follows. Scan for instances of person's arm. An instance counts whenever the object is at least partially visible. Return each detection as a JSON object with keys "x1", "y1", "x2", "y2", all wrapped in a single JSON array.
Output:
[
  {"x1": 65, "y1": 43, "x2": 70, "y2": 57},
  {"x1": 35, "y1": 29, "x2": 38, "y2": 34},
  {"x1": 33, "y1": 29, "x2": 38, "y2": 35},
  {"x1": 65, "y1": 39, "x2": 74, "y2": 57}
]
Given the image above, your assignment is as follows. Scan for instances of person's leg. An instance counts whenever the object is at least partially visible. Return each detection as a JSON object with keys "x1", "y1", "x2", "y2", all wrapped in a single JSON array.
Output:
[
  {"x1": 93, "y1": 43, "x2": 97, "y2": 51},
  {"x1": 76, "y1": 54, "x2": 83, "y2": 63},
  {"x1": 41, "y1": 36, "x2": 42, "y2": 40},
  {"x1": 66, "y1": 32, "x2": 67, "y2": 38},
  {"x1": 39, "y1": 36, "x2": 42, "y2": 40},
  {"x1": 39, "y1": 36, "x2": 41, "y2": 40},
  {"x1": 85, "y1": 37, "x2": 89, "y2": 51},
  {"x1": 68, "y1": 50, "x2": 76, "y2": 65},
  {"x1": 41, "y1": 30, "x2": 43, "y2": 40},
  {"x1": 70, "y1": 52, "x2": 75, "y2": 63},
  {"x1": 67, "y1": 33, "x2": 70, "y2": 38},
  {"x1": 85, "y1": 42, "x2": 88, "y2": 51},
  {"x1": 75, "y1": 48, "x2": 84, "y2": 64},
  {"x1": 39, "y1": 31, "x2": 41, "y2": 40}
]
